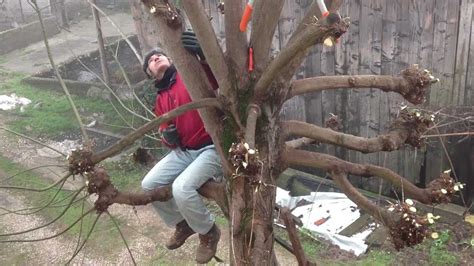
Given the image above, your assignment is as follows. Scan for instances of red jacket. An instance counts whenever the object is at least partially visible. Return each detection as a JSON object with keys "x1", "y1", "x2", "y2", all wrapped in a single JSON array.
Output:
[{"x1": 154, "y1": 64, "x2": 217, "y2": 149}]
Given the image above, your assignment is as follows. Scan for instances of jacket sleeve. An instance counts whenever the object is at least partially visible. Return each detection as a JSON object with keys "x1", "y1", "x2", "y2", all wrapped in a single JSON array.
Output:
[{"x1": 154, "y1": 97, "x2": 175, "y2": 147}]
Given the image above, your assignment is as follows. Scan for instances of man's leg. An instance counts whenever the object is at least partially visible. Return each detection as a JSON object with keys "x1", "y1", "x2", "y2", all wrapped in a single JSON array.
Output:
[
  {"x1": 141, "y1": 150, "x2": 192, "y2": 227},
  {"x1": 172, "y1": 146, "x2": 222, "y2": 263},
  {"x1": 172, "y1": 146, "x2": 222, "y2": 234}
]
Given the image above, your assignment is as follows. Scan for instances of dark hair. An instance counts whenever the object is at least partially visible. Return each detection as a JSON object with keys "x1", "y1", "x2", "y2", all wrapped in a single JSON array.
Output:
[{"x1": 142, "y1": 48, "x2": 167, "y2": 78}]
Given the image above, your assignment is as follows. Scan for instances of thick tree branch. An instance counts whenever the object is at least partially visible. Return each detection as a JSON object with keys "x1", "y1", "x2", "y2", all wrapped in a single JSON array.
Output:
[
  {"x1": 282, "y1": 119, "x2": 409, "y2": 153},
  {"x1": 140, "y1": 0, "x2": 232, "y2": 174},
  {"x1": 281, "y1": 147, "x2": 433, "y2": 204},
  {"x1": 92, "y1": 98, "x2": 221, "y2": 163},
  {"x1": 244, "y1": 104, "x2": 261, "y2": 149},
  {"x1": 224, "y1": 0, "x2": 247, "y2": 77},
  {"x1": 249, "y1": 0, "x2": 285, "y2": 73},
  {"x1": 254, "y1": 14, "x2": 349, "y2": 100},
  {"x1": 329, "y1": 170, "x2": 393, "y2": 226},
  {"x1": 288, "y1": 65, "x2": 439, "y2": 104},
  {"x1": 89, "y1": 167, "x2": 228, "y2": 216}
]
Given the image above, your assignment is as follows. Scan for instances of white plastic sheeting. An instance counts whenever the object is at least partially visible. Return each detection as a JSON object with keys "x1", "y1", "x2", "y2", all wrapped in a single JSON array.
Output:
[
  {"x1": 276, "y1": 187, "x2": 376, "y2": 256},
  {"x1": 0, "y1": 93, "x2": 31, "y2": 110}
]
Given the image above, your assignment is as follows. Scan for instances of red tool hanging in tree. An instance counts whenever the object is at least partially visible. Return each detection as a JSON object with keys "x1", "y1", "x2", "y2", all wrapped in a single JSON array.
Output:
[{"x1": 240, "y1": 0, "x2": 255, "y2": 32}]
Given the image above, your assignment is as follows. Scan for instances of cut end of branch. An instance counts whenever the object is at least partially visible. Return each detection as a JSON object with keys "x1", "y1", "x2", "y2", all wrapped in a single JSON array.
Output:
[
  {"x1": 393, "y1": 108, "x2": 434, "y2": 148},
  {"x1": 387, "y1": 200, "x2": 434, "y2": 250},
  {"x1": 325, "y1": 114, "x2": 343, "y2": 131},
  {"x1": 400, "y1": 64, "x2": 439, "y2": 104},
  {"x1": 427, "y1": 173, "x2": 463, "y2": 204}
]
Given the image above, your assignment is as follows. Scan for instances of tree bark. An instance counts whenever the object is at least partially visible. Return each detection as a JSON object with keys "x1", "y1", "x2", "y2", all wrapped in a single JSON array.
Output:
[
  {"x1": 288, "y1": 64, "x2": 438, "y2": 104},
  {"x1": 249, "y1": 0, "x2": 285, "y2": 74},
  {"x1": 128, "y1": 0, "x2": 162, "y2": 55},
  {"x1": 224, "y1": 0, "x2": 247, "y2": 81}
]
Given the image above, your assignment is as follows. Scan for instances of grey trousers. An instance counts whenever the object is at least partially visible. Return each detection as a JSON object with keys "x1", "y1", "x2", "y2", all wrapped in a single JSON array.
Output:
[{"x1": 141, "y1": 145, "x2": 222, "y2": 234}]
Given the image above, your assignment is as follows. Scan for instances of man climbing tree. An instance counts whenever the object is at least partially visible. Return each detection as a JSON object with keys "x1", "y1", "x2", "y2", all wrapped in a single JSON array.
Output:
[{"x1": 140, "y1": 34, "x2": 222, "y2": 264}]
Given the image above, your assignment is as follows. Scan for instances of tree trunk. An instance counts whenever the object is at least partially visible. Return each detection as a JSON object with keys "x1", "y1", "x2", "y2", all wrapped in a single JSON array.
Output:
[
  {"x1": 229, "y1": 112, "x2": 282, "y2": 265},
  {"x1": 128, "y1": 0, "x2": 162, "y2": 55}
]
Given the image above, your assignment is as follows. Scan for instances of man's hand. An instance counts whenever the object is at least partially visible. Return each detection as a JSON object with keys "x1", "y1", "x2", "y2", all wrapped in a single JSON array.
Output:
[
  {"x1": 181, "y1": 31, "x2": 205, "y2": 61},
  {"x1": 161, "y1": 124, "x2": 180, "y2": 148}
]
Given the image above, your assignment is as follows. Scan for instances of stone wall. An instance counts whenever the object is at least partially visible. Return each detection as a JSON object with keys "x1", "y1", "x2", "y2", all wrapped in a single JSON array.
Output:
[{"x1": 0, "y1": 16, "x2": 60, "y2": 55}]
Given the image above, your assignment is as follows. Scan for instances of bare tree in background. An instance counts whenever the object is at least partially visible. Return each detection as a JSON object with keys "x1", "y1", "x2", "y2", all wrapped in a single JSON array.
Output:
[{"x1": 50, "y1": 0, "x2": 68, "y2": 29}]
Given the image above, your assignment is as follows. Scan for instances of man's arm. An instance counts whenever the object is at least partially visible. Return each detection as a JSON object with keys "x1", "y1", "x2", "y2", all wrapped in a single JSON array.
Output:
[{"x1": 182, "y1": 31, "x2": 219, "y2": 91}]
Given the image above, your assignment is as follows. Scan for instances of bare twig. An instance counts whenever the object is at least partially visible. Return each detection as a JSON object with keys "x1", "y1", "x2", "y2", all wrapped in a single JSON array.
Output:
[
  {"x1": 73, "y1": 197, "x2": 88, "y2": 256},
  {"x1": 1, "y1": 177, "x2": 67, "y2": 216},
  {"x1": 435, "y1": 128, "x2": 467, "y2": 207},
  {"x1": 0, "y1": 173, "x2": 71, "y2": 191},
  {"x1": 0, "y1": 127, "x2": 66, "y2": 156},
  {"x1": 87, "y1": 0, "x2": 142, "y2": 64},
  {"x1": 92, "y1": 98, "x2": 221, "y2": 163},
  {"x1": 71, "y1": 52, "x2": 151, "y2": 122},
  {"x1": 0, "y1": 186, "x2": 86, "y2": 238},
  {"x1": 0, "y1": 207, "x2": 95, "y2": 243},
  {"x1": 107, "y1": 211, "x2": 137, "y2": 265},
  {"x1": 422, "y1": 132, "x2": 473, "y2": 138},
  {"x1": 66, "y1": 212, "x2": 102, "y2": 264},
  {"x1": 0, "y1": 194, "x2": 89, "y2": 216},
  {"x1": 29, "y1": 0, "x2": 89, "y2": 141},
  {"x1": 0, "y1": 164, "x2": 66, "y2": 183}
]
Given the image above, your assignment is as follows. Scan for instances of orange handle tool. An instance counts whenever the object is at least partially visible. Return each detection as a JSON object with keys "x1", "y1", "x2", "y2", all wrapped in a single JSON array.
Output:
[{"x1": 239, "y1": 1, "x2": 254, "y2": 32}]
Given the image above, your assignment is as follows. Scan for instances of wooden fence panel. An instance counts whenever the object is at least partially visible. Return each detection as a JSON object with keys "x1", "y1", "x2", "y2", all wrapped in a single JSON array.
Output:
[
  {"x1": 467, "y1": 6, "x2": 474, "y2": 105},
  {"x1": 278, "y1": 0, "x2": 307, "y2": 122},
  {"x1": 453, "y1": 0, "x2": 473, "y2": 105},
  {"x1": 201, "y1": 0, "x2": 473, "y2": 194}
]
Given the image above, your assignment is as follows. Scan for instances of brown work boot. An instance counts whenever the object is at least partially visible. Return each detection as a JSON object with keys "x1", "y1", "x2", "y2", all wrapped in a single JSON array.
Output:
[
  {"x1": 165, "y1": 220, "x2": 195, "y2": 250},
  {"x1": 195, "y1": 224, "x2": 221, "y2": 264}
]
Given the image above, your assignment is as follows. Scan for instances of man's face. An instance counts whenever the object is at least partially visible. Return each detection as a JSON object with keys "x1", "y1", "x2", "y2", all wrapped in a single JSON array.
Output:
[{"x1": 147, "y1": 53, "x2": 171, "y2": 80}]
